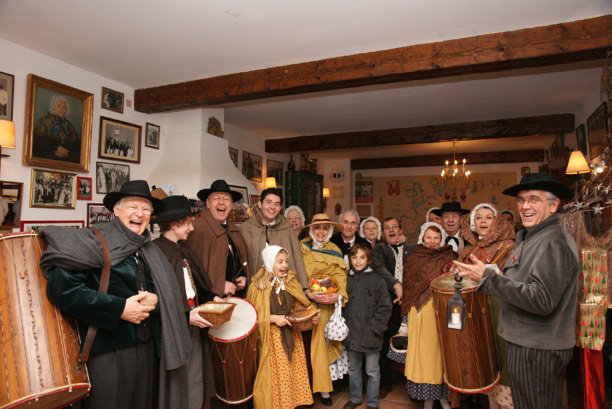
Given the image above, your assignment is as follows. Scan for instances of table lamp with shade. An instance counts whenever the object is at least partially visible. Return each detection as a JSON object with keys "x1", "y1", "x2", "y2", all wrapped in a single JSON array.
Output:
[{"x1": 264, "y1": 177, "x2": 277, "y2": 189}]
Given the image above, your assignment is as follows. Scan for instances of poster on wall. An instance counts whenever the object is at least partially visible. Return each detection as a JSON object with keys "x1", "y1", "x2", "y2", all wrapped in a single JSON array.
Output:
[{"x1": 354, "y1": 175, "x2": 373, "y2": 203}]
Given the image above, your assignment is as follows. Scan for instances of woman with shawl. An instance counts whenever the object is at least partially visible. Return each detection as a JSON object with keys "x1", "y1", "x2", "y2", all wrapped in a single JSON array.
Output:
[
  {"x1": 458, "y1": 203, "x2": 515, "y2": 409},
  {"x1": 402, "y1": 222, "x2": 454, "y2": 409},
  {"x1": 300, "y1": 214, "x2": 348, "y2": 406},
  {"x1": 247, "y1": 245, "x2": 316, "y2": 409},
  {"x1": 358, "y1": 216, "x2": 382, "y2": 247}
]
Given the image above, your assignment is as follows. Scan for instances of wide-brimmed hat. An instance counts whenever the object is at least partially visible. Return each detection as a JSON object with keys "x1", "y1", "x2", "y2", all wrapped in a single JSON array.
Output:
[
  {"x1": 432, "y1": 201, "x2": 470, "y2": 216},
  {"x1": 197, "y1": 179, "x2": 243, "y2": 202},
  {"x1": 152, "y1": 195, "x2": 194, "y2": 224},
  {"x1": 103, "y1": 180, "x2": 164, "y2": 214},
  {"x1": 302, "y1": 213, "x2": 343, "y2": 232},
  {"x1": 502, "y1": 173, "x2": 573, "y2": 199}
]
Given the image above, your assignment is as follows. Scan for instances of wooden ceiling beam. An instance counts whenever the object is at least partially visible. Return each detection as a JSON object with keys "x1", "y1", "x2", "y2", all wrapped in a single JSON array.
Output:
[
  {"x1": 351, "y1": 150, "x2": 544, "y2": 170},
  {"x1": 265, "y1": 114, "x2": 573, "y2": 153},
  {"x1": 135, "y1": 15, "x2": 612, "y2": 113}
]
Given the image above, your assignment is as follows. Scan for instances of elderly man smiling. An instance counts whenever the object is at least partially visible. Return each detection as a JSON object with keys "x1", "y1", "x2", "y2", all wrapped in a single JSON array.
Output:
[{"x1": 42, "y1": 180, "x2": 190, "y2": 409}]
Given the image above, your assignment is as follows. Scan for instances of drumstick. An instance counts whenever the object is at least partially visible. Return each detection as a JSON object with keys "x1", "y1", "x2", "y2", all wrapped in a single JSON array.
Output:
[{"x1": 230, "y1": 261, "x2": 248, "y2": 283}]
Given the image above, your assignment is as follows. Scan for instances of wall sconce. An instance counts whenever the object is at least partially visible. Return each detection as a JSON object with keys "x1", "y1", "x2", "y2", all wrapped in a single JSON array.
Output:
[
  {"x1": 264, "y1": 177, "x2": 277, "y2": 189},
  {"x1": 565, "y1": 151, "x2": 591, "y2": 175},
  {"x1": 323, "y1": 187, "x2": 330, "y2": 211},
  {"x1": 0, "y1": 120, "x2": 15, "y2": 175},
  {"x1": 447, "y1": 274, "x2": 467, "y2": 331}
]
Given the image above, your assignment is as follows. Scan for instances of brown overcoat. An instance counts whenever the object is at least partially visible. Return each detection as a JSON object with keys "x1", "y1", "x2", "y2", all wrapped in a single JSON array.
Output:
[{"x1": 185, "y1": 208, "x2": 253, "y2": 296}]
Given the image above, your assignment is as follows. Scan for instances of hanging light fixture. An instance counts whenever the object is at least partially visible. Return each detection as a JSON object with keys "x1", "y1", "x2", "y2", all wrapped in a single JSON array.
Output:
[{"x1": 440, "y1": 142, "x2": 471, "y2": 200}]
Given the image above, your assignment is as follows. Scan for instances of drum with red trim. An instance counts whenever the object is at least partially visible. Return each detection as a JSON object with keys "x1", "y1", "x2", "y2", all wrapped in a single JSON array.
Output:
[{"x1": 208, "y1": 296, "x2": 258, "y2": 404}]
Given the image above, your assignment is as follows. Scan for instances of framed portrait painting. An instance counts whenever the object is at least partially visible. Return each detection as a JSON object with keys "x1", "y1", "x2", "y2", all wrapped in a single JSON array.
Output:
[
  {"x1": 242, "y1": 151, "x2": 262, "y2": 182},
  {"x1": 145, "y1": 123, "x2": 160, "y2": 149},
  {"x1": 267, "y1": 159, "x2": 284, "y2": 186},
  {"x1": 96, "y1": 161, "x2": 130, "y2": 194},
  {"x1": 587, "y1": 102, "x2": 609, "y2": 160},
  {"x1": 0, "y1": 71, "x2": 15, "y2": 121},
  {"x1": 87, "y1": 203, "x2": 115, "y2": 226},
  {"x1": 229, "y1": 147, "x2": 238, "y2": 168},
  {"x1": 101, "y1": 87, "x2": 124, "y2": 114},
  {"x1": 77, "y1": 176, "x2": 92, "y2": 200},
  {"x1": 23, "y1": 74, "x2": 94, "y2": 172},
  {"x1": 20, "y1": 220, "x2": 84, "y2": 232},
  {"x1": 98, "y1": 117, "x2": 142, "y2": 163},
  {"x1": 30, "y1": 168, "x2": 76, "y2": 209}
]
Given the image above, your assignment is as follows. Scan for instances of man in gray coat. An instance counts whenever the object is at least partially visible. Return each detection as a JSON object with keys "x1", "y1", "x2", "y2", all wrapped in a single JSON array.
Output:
[{"x1": 454, "y1": 173, "x2": 579, "y2": 409}]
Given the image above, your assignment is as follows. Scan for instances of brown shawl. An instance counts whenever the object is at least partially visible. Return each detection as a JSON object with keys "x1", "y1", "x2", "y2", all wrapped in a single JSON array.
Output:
[
  {"x1": 401, "y1": 244, "x2": 456, "y2": 316},
  {"x1": 458, "y1": 208, "x2": 516, "y2": 268}
]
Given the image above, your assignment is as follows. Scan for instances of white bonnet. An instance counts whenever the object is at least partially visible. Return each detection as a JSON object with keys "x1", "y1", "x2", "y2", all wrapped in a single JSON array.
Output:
[
  {"x1": 469, "y1": 203, "x2": 497, "y2": 231},
  {"x1": 417, "y1": 222, "x2": 447, "y2": 248},
  {"x1": 261, "y1": 244, "x2": 285, "y2": 272},
  {"x1": 425, "y1": 207, "x2": 440, "y2": 222},
  {"x1": 358, "y1": 216, "x2": 382, "y2": 240}
]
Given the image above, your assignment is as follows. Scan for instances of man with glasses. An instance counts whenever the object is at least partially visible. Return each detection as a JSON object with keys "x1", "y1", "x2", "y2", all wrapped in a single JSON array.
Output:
[
  {"x1": 454, "y1": 173, "x2": 579, "y2": 409},
  {"x1": 43, "y1": 180, "x2": 190, "y2": 408},
  {"x1": 373, "y1": 217, "x2": 416, "y2": 398}
]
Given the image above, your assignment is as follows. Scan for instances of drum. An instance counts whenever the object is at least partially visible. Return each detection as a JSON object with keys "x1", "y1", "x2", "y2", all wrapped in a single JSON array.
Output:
[
  {"x1": 431, "y1": 273, "x2": 500, "y2": 394},
  {"x1": 208, "y1": 297, "x2": 258, "y2": 404},
  {"x1": 0, "y1": 233, "x2": 90, "y2": 409}
]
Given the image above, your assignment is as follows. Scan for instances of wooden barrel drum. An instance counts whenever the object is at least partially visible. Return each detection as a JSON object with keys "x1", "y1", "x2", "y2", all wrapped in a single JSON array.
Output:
[
  {"x1": 0, "y1": 233, "x2": 90, "y2": 409},
  {"x1": 431, "y1": 273, "x2": 500, "y2": 394}
]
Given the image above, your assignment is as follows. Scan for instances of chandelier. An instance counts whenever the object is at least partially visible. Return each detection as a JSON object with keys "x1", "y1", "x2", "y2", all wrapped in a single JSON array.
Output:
[{"x1": 440, "y1": 142, "x2": 471, "y2": 200}]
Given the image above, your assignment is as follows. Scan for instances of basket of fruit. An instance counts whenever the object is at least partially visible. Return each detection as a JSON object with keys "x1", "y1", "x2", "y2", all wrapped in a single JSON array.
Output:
[
  {"x1": 287, "y1": 304, "x2": 320, "y2": 332},
  {"x1": 309, "y1": 277, "x2": 338, "y2": 294},
  {"x1": 197, "y1": 301, "x2": 237, "y2": 327}
]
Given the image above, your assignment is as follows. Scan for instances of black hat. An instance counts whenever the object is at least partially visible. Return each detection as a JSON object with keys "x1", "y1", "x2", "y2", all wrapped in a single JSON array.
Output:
[
  {"x1": 502, "y1": 172, "x2": 573, "y2": 199},
  {"x1": 103, "y1": 180, "x2": 164, "y2": 213},
  {"x1": 152, "y1": 196, "x2": 193, "y2": 224},
  {"x1": 432, "y1": 201, "x2": 470, "y2": 216},
  {"x1": 196, "y1": 179, "x2": 243, "y2": 202}
]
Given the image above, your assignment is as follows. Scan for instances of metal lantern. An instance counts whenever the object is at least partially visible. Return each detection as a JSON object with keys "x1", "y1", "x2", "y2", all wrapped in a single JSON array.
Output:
[{"x1": 447, "y1": 274, "x2": 467, "y2": 331}]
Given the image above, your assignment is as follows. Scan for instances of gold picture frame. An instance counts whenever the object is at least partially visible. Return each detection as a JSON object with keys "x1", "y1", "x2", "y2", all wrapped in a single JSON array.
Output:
[
  {"x1": 30, "y1": 168, "x2": 76, "y2": 209},
  {"x1": 23, "y1": 74, "x2": 93, "y2": 172}
]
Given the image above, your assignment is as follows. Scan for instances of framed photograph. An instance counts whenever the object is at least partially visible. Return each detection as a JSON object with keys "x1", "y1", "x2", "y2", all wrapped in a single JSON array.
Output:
[
  {"x1": 101, "y1": 87, "x2": 124, "y2": 114},
  {"x1": 0, "y1": 71, "x2": 15, "y2": 121},
  {"x1": 87, "y1": 203, "x2": 115, "y2": 226},
  {"x1": 242, "y1": 151, "x2": 262, "y2": 182},
  {"x1": 96, "y1": 161, "x2": 130, "y2": 194},
  {"x1": 229, "y1": 147, "x2": 238, "y2": 168},
  {"x1": 30, "y1": 168, "x2": 76, "y2": 209},
  {"x1": 587, "y1": 102, "x2": 609, "y2": 160},
  {"x1": 98, "y1": 116, "x2": 141, "y2": 163},
  {"x1": 267, "y1": 159, "x2": 284, "y2": 186},
  {"x1": 23, "y1": 74, "x2": 93, "y2": 172},
  {"x1": 145, "y1": 122, "x2": 160, "y2": 149},
  {"x1": 249, "y1": 194, "x2": 260, "y2": 206},
  {"x1": 77, "y1": 176, "x2": 92, "y2": 200},
  {"x1": 20, "y1": 220, "x2": 84, "y2": 232},
  {"x1": 575, "y1": 124, "x2": 588, "y2": 157},
  {"x1": 0, "y1": 181, "x2": 23, "y2": 229}
]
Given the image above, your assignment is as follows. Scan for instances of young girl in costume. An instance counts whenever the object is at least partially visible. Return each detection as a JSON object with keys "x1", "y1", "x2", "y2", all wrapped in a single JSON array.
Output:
[{"x1": 247, "y1": 245, "x2": 319, "y2": 409}]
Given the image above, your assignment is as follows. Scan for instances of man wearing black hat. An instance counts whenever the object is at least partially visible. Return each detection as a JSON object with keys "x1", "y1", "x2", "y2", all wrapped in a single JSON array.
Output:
[
  {"x1": 185, "y1": 180, "x2": 252, "y2": 297},
  {"x1": 433, "y1": 202, "x2": 469, "y2": 252},
  {"x1": 454, "y1": 173, "x2": 579, "y2": 409},
  {"x1": 42, "y1": 180, "x2": 191, "y2": 409},
  {"x1": 153, "y1": 195, "x2": 219, "y2": 409}
]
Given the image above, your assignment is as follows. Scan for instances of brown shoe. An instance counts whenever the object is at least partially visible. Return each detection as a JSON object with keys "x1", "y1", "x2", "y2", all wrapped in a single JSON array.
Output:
[{"x1": 342, "y1": 401, "x2": 362, "y2": 409}]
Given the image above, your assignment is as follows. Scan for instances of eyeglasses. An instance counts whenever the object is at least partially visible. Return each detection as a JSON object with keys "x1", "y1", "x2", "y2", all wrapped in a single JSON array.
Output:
[
  {"x1": 125, "y1": 205, "x2": 153, "y2": 215},
  {"x1": 288, "y1": 217, "x2": 301, "y2": 222},
  {"x1": 516, "y1": 196, "x2": 546, "y2": 206},
  {"x1": 383, "y1": 225, "x2": 400, "y2": 230}
]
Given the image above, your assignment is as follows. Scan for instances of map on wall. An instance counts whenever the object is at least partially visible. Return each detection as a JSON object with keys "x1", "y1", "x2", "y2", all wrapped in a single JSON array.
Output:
[{"x1": 372, "y1": 172, "x2": 518, "y2": 241}]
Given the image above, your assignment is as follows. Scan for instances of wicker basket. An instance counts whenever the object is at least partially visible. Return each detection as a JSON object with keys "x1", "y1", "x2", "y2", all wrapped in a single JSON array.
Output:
[
  {"x1": 309, "y1": 277, "x2": 338, "y2": 294},
  {"x1": 287, "y1": 305, "x2": 319, "y2": 332},
  {"x1": 198, "y1": 301, "x2": 237, "y2": 327},
  {"x1": 390, "y1": 334, "x2": 408, "y2": 354}
]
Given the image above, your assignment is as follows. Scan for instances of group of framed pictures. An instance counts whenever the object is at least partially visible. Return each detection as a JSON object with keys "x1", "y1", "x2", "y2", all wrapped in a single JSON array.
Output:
[{"x1": 229, "y1": 147, "x2": 285, "y2": 186}]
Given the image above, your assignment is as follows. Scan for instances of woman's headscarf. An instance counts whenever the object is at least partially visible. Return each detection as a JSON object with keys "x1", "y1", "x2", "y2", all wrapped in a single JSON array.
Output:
[
  {"x1": 425, "y1": 207, "x2": 440, "y2": 222},
  {"x1": 416, "y1": 222, "x2": 447, "y2": 247},
  {"x1": 358, "y1": 216, "x2": 382, "y2": 241},
  {"x1": 469, "y1": 203, "x2": 497, "y2": 232},
  {"x1": 261, "y1": 245, "x2": 285, "y2": 273}
]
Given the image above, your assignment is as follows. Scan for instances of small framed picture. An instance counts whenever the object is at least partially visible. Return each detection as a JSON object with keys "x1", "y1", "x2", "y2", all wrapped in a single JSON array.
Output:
[
  {"x1": 77, "y1": 176, "x2": 93, "y2": 200},
  {"x1": 30, "y1": 168, "x2": 76, "y2": 209},
  {"x1": 87, "y1": 203, "x2": 115, "y2": 226},
  {"x1": 145, "y1": 122, "x2": 160, "y2": 149},
  {"x1": 101, "y1": 87, "x2": 124, "y2": 114},
  {"x1": 267, "y1": 159, "x2": 284, "y2": 186},
  {"x1": 98, "y1": 116, "x2": 142, "y2": 164},
  {"x1": 0, "y1": 71, "x2": 15, "y2": 121},
  {"x1": 96, "y1": 161, "x2": 130, "y2": 194},
  {"x1": 0, "y1": 180, "x2": 23, "y2": 229},
  {"x1": 521, "y1": 166, "x2": 531, "y2": 176},
  {"x1": 20, "y1": 220, "x2": 84, "y2": 232},
  {"x1": 229, "y1": 147, "x2": 238, "y2": 168},
  {"x1": 242, "y1": 151, "x2": 262, "y2": 182},
  {"x1": 249, "y1": 194, "x2": 260, "y2": 206},
  {"x1": 587, "y1": 102, "x2": 608, "y2": 160},
  {"x1": 228, "y1": 185, "x2": 249, "y2": 224},
  {"x1": 575, "y1": 124, "x2": 588, "y2": 157}
]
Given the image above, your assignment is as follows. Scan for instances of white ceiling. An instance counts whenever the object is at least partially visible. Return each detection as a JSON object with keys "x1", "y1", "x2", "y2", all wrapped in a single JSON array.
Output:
[{"x1": 0, "y1": 0, "x2": 610, "y2": 157}]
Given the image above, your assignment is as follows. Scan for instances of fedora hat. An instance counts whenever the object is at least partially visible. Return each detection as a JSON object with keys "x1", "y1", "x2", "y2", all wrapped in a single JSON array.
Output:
[
  {"x1": 502, "y1": 172, "x2": 573, "y2": 199},
  {"x1": 103, "y1": 180, "x2": 164, "y2": 213},
  {"x1": 432, "y1": 201, "x2": 470, "y2": 216},
  {"x1": 152, "y1": 195, "x2": 194, "y2": 224},
  {"x1": 197, "y1": 179, "x2": 243, "y2": 202},
  {"x1": 302, "y1": 213, "x2": 343, "y2": 232}
]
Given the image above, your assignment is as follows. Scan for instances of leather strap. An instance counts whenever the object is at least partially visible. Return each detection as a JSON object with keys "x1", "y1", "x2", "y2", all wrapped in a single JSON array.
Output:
[{"x1": 78, "y1": 227, "x2": 112, "y2": 364}]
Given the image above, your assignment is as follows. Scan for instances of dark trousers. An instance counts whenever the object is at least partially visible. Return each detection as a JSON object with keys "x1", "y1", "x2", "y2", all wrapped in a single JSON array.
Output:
[
  {"x1": 507, "y1": 342, "x2": 573, "y2": 409},
  {"x1": 379, "y1": 303, "x2": 401, "y2": 389},
  {"x1": 79, "y1": 341, "x2": 158, "y2": 409}
]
